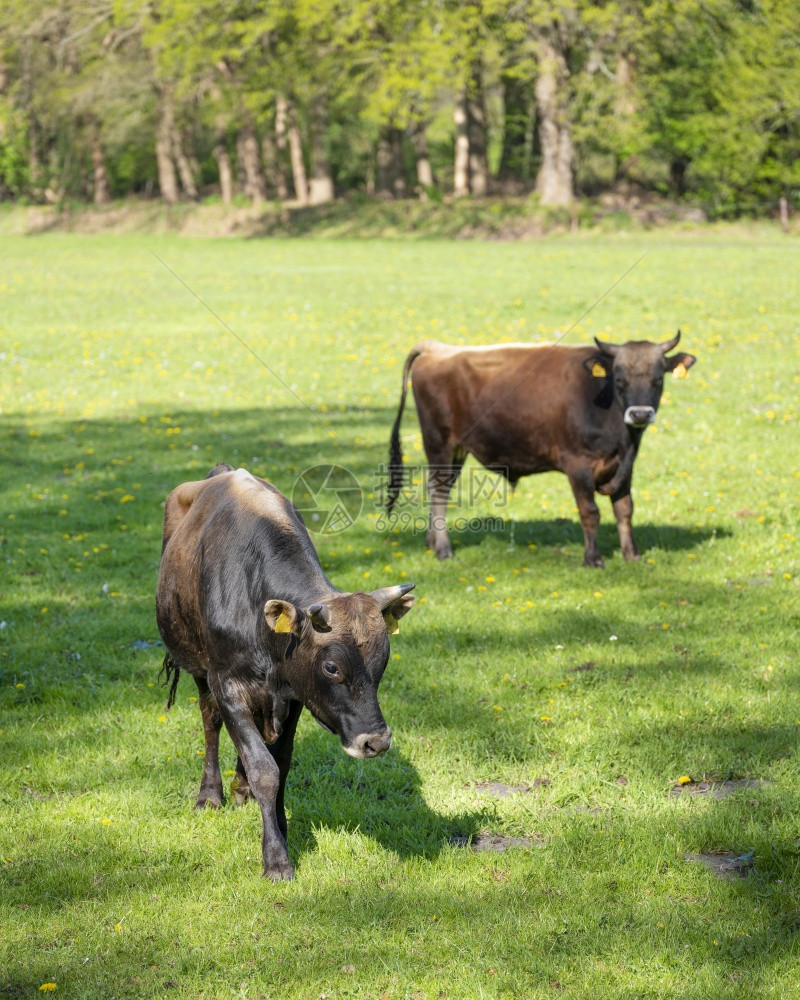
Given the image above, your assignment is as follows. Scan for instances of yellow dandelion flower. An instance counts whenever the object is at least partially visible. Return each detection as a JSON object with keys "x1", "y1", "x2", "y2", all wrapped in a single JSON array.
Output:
[{"x1": 677, "y1": 775, "x2": 692, "y2": 785}]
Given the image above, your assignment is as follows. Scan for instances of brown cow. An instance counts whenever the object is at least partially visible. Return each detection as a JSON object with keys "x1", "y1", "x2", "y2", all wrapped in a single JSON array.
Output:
[
  {"x1": 156, "y1": 464, "x2": 415, "y2": 879},
  {"x1": 387, "y1": 333, "x2": 696, "y2": 567}
]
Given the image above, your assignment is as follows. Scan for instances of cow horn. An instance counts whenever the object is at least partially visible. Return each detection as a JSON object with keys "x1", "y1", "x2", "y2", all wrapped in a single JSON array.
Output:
[
  {"x1": 594, "y1": 337, "x2": 619, "y2": 357},
  {"x1": 306, "y1": 603, "x2": 332, "y2": 632},
  {"x1": 368, "y1": 583, "x2": 415, "y2": 611},
  {"x1": 660, "y1": 329, "x2": 681, "y2": 354}
]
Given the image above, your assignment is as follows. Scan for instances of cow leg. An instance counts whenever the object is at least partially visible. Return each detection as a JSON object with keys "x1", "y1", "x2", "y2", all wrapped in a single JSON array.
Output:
[
  {"x1": 211, "y1": 685, "x2": 293, "y2": 880},
  {"x1": 611, "y1": 491, "x2": 639, "y2": 561},
  {"x1": 425, "y1": 448, "x2": 465, "y2": 560},
  {"x1": 567, "y1": 469, "x2": 604, "y2": 568},
  {"x1": 194, "y1": 676, "x2": 224, "y2": 809},
  {"x1": 232, "y1": 701, "x2": 302, "y2": 827},
  {"x1": 267, "y1": 700, "x2": 303, "y2": 841}
]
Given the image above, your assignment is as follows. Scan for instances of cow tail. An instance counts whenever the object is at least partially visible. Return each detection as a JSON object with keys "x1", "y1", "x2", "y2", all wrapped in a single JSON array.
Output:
[
  {"x1": 159, "y1": 652, "x2": 181, "y2": 709},
  {"x1": 387, "y1": 345, "x2": 425, "y2": 514}
]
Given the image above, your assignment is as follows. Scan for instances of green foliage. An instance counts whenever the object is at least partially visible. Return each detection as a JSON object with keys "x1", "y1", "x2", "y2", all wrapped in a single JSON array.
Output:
[
  {"x1": 1, "y1": 231, "x2": 800, "y2": 997},
  {"x1": 0, "y1": 1, "x2": 799, "y2": 209},
  {"x1": 0, "y1": 104, "x2": 29, "y2": 196}
]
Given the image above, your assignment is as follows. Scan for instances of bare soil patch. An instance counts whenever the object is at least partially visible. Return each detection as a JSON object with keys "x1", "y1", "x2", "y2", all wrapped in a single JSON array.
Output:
[
  {"x1": 450, "y1": 831, "x2": 546, "y2": 852},
  {"x1": 670, "y1": 778, "x2": 764, "y2": 799},
  {"x1": 470, "y1": 777, "x2": 550, "y2": 797},
  {"x1": 684, "y1": 851, "x2": 755, "y2": 879}
]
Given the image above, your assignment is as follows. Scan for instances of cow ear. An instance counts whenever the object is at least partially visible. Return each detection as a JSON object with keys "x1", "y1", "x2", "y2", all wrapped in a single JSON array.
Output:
[
  {"x1": 264, "y1": 599, "x2": 301, "y2": 636},
  {"x1": 306, "y1": 603, "x2": 332, "y2": 633},
  {"x1": 664, "y1": 352, "x2": 697, "y2": 378},
  {"x1": 370, "y1": 583, "x2": 416, "y2": 634},
  {"x1": 583, "y1": 354, "x2": 610, "y2": 379}
]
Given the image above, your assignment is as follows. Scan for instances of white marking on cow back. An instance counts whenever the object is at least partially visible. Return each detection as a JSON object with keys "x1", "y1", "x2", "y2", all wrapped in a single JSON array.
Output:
[
  {"x1": 229, "y1": 468, "x2": 293, "y2": 526},
  {"x1": 426, "y1": 341, "x2": 553, "y2": 357}
]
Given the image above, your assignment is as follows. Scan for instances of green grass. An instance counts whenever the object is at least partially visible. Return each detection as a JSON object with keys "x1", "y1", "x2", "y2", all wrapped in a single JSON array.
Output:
[{"x1": 1, "y1": 230, "x2": 799, "y2": 999}]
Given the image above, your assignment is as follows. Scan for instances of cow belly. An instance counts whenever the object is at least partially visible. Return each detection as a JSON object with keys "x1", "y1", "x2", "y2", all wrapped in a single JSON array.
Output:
[
  {"x1": 156, "y1": 595, "x2": 209, "y2": 677},
  {"x1": 466, "y1": 428, "x2": 560, "y2": 478}
]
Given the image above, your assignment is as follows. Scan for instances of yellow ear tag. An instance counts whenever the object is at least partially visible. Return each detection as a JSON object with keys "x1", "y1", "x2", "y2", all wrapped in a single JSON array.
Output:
[
  {"x1": 673, "y1": 362, "x2": 687, "y2": 379},
  {"x1": 274, "y1": 610, "x2": 293, "y2": 634},
  {"x1": 591, "y1": 362, "x2": 606, "y2": 378},
  {"x1": 385, "y1": 614, "x2": 399, "y2": 635}
]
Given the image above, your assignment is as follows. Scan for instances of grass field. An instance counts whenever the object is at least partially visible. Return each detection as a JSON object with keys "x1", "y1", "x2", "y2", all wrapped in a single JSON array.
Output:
[{"x1": 1, "y1": 229, "x2": 799, "y2": 999}]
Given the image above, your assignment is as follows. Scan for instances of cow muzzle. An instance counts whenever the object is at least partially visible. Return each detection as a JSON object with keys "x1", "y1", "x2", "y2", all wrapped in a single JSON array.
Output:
[
  {"x1": 343, "y1": 728, "x2": 392, "y2": 759},
  {"x1": 623, "y1": 405, "x2": 656, "y2": 428}
]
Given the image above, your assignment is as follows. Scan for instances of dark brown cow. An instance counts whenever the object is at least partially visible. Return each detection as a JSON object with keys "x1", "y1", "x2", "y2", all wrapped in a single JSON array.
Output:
[
  {"x1": 156, "y1": 463, "x2": 415, "y2": 879},
  {"x1": 387, "y1": 333, "x2": 696, "y2": 567}
]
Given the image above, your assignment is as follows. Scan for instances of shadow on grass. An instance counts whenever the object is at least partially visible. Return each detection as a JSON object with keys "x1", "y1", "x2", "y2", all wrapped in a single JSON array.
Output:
[
  {"x1": 1, "y1": 741, "x2": 480, "y2": 916},
  {"x1": 286, "y1": 730, "x2": 482, "y2": 863},
  {"x1": 394, "y1": 517, "x2": 731, "y2": 565},
  {"x1": 0, "y1": 405, "x2": 727, "y2": 561},
  {"x1": 4, "y1": 799, "x2": 799, "y2": 1000}
]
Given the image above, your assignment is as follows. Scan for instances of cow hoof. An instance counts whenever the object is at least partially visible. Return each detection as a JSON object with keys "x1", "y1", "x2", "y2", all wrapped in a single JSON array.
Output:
[
  {"x1": 623, "y1": 550, "x2": 641, "y2": 562},
  {"x1": 263, "y1": 863, "x2": 294, "y2": 881},
  {"x1": 194, "y1": 794, "x2": 223, "y2": 810},
  {"x1": 434, "y1": 545, "x2": 454, "y2": 560},
  {"x1": 583, "y1": 555, "x2": 605, "y2": 569}
]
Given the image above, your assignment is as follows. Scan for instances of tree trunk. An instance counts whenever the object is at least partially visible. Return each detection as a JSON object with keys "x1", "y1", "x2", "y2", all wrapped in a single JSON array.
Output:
[
  {"x1": 669, "y1": 156, "x2": 688, "y2": 197},
  {"x1": 308, "y1": 98, "x2": 334, "y2": 205},
  {"x1": 376, "y1": 129, "x2": 393, "y2": 197},
  {"x1": 376, "y1": 127, "x2": 406, "y2": 198},
  {"x1": 615, "y1": 51, "x2": 636, "y2": 118},
  {"x1": 614, "y1": 51, "x2": 638, "y2": 184},
  {"x1": 534, "y1": 37, "x2": 574, "y2": 206},
  {"x1": 274, "y1": 95, "x2": 289, "y2": 200},
  {"x1": 261, "y1": 129, "x2": 278, "y2": 199},
  {"x1": 779, "y1": 195, "x2": 789, "y2": 234},
  {"x1": 285, "y1": 97, "x2": 307, "y2": 205},
  {"x1": 412, "y1": 122, "x2": 433, "y2": 197},
  {"x1": 499, "y1": 73, "x2": 534, "y2": 183},
  {"x1": 237, "y1": 122, "x2": 267, "y2": 202},
  {"x1": 453, "y1": 88, "x2": 469, "y2": 197},
  {"x1": 213, "y1": 134, "x2": 233, "y2": 204},
  {"x1": 155, "y1": 87, "x2": 180, "y2": 204},
  {"x1": 467, "y1": 61, "x2": 488, "y2": 196},
  {"x1": 391, "y1": 129, "x2": 406, "y2": 197},
  {"x1": 88, "y1": 117, "x2": 110, "y2": 204},
  {"x1": 173, "y1": 130, "x2": 199, "y2": 200}
]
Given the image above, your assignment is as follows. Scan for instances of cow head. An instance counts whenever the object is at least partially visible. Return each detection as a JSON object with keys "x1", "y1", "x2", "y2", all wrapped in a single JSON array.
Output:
[
  {"x1": 263, "y1": 583, "x2": 415, "y2": 758},
  {"x1": 591, "y1": 331, "x2": 696, "y2": 428}
]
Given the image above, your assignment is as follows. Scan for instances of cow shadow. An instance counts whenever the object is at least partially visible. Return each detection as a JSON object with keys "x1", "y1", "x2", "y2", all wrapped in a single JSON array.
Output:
[
  {"x1": 432, "y1": 517, "x2": 730, "y2": 561},
  {"x1": 281, "y1": 726, "x2": 482, "y2": 865}
]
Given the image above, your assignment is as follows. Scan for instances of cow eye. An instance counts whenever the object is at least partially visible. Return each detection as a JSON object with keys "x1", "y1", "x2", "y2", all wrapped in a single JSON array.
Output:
[{"x1": 323, "y1": 661, "x2": 340, "y2": 679}]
